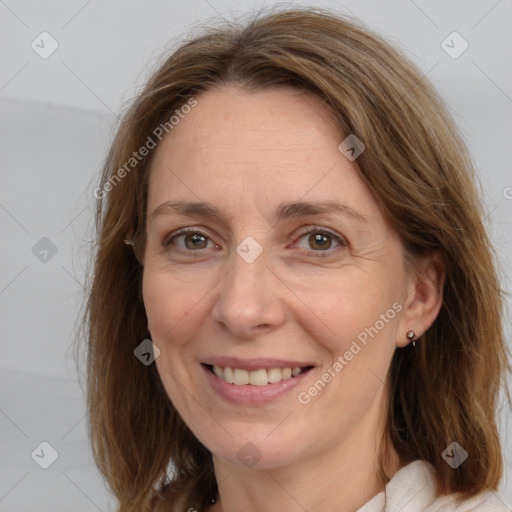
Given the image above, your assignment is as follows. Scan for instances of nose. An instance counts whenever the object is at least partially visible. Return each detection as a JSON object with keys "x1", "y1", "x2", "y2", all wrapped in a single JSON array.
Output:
[{"x1": 210, "y1": 242, "x2": 286, "y2": 340}]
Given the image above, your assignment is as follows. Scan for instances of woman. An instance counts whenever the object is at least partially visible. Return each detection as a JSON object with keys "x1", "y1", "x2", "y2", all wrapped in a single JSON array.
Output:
[{"x1": 83, "y1": 7, "x2": 511, "y2": 511}]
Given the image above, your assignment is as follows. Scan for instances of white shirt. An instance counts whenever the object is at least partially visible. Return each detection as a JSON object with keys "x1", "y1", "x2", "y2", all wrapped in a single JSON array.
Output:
[{"x1": 356, "y1": 460, "x2": 511, "y2": 511}]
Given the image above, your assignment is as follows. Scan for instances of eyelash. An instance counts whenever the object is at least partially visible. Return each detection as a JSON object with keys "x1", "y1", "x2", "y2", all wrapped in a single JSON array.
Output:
[{"x1": 162, "y1": 226, "x2": 348, "y2": 257}]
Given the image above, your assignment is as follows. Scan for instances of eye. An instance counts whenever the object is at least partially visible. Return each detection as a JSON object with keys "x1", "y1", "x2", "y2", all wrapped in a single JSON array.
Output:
[
  {"x1": 163, "y1": 228, "x2": 218, "y2": 252},
  {"x1": 292, "y1": 227, "x2": 347, "y2": 256},
  {"x1": 162, "y1": 226, "x2": 348, "y2": 257}
]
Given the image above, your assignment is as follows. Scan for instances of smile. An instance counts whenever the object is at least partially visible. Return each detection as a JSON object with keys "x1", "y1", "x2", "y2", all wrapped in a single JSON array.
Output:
[
  {"x1": 201, "y1": 362, "x2": 316, "y2": 406},
  {"x1": 208, "y1": 364, "x2": 313, "y2": 385}
]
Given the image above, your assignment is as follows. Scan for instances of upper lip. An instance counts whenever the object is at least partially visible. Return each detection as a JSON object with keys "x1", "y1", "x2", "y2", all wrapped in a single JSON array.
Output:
[{"x1": 201, "y1": 357, "x2": 315, "y2": 371}]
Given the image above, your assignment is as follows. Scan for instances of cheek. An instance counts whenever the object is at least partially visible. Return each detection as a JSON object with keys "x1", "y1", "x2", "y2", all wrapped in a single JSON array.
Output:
[
  {"x1": 142, "y1": 268, "x2": 210, "y2": 347},
  {"x1": 142, "y1": 269, "x2": 206, "y2": 420},
  {"x1": 289, "y1": 268, "x2": 399, "y2": 358}
]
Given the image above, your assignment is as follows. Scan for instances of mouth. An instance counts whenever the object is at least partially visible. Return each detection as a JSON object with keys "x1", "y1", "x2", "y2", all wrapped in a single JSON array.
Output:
[
  {"x1": 200, "y1": 356, "x2": 317, "y2": 406},
  {"x1": 202, "y1": 363, "x2": 315, "y2": 386}
]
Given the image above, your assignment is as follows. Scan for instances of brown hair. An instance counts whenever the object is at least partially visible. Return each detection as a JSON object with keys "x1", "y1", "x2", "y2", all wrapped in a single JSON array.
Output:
[{"x1": 80, "y1": 6, "x2": 511, "y2": 511}]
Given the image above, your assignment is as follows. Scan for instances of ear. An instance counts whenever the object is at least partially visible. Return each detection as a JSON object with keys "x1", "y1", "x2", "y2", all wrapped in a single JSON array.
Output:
[
  {"x1": 123, "y1": 228, "x2": 135, "y2": 245},
  {"x1": 396, "y1": 251, "x2": 446, "y2": 348}
]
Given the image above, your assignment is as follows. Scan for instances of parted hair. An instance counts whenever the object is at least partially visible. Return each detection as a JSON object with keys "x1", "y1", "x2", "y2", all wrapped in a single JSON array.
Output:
[{"x1": 81, "y1": 6, "x2": 510, "y2": 511}]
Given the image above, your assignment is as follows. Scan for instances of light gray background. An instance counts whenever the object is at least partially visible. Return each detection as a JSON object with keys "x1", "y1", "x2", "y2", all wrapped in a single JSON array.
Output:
[{"x1": 1, "y1": 0, "x2": 511, "y2": 510}]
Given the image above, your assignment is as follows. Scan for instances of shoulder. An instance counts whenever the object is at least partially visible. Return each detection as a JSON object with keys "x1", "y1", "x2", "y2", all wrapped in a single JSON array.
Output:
[
  {"x1": 384, "y1": 459, "x2": 511, "y2": 512},
  {"x1": 425, "y1": 489, "x2": 511, "y2": 512}
]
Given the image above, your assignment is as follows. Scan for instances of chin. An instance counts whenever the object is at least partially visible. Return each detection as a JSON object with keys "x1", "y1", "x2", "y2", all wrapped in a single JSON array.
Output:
[{"x1": 200, "y1": 426, "x2": 309, "y2": 471}]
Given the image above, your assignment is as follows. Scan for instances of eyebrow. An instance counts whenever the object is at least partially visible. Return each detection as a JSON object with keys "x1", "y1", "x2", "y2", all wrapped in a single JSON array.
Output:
[{"x1": 149, "y1": 199, "x2": 369, "y2": 225}]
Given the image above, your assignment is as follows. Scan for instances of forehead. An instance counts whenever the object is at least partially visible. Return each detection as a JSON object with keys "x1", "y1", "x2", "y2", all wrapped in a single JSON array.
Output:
[
  {"x1": 156, "y1": 86, "x2": 339, "y2": 161},
  {"x1": 146, "y1": 85, "x2": 380, "y2": 223}
]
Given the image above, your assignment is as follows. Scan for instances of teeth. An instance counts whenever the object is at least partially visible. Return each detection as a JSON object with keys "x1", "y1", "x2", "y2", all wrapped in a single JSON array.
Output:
[
  {"x1": 249, "y1": 369, "x2": 267, "y2": 386},
  {"x1": 267, "y1": 368, "x2": 282, "y2": 383},
  {"x1": 234, "y1": 368, "x2": 249, "y2": 385},
  {"x1": 224, "y1": 367, "x2": 234, "y2": 384},
  {"x1": 211, "y1": 365, "x2": 307, "y2": 385}
]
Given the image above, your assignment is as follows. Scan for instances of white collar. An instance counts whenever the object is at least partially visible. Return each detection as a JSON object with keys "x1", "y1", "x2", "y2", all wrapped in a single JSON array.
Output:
[{"x1": 356, "y1": 459, "x2": 510, "y2": 512}]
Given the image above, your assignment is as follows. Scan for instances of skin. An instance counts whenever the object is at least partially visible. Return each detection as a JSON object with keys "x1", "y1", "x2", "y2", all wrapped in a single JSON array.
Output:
[{"x1": 141, "y1": 85, "x2": 445, "y2": 512}]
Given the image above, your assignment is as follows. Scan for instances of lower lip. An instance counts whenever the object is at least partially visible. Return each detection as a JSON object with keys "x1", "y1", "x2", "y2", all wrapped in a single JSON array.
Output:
[{"x1": 201, "y1": 364, "x2": 313, "y2": 406}]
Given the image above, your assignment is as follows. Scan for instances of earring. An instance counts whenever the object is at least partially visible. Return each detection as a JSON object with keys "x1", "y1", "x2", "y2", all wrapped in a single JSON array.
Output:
[
  {"x1": 124, "y1": 239, "x2": 134, "y2": 246},
  {"x1": 406, "y1": 330, "x2": 416, "y2": 347}
]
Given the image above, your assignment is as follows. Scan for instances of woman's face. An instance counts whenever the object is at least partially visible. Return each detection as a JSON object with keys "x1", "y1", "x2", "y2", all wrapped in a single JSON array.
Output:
[{"x1": 142, "y1": 85, "x2": 417, "y2": 469}]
